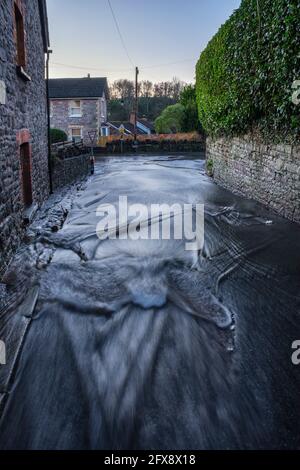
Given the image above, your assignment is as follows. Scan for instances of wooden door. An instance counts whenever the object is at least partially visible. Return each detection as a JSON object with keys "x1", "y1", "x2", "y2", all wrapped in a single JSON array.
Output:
[{"x1": 20, "y1": 143, "x2": 33, "y2": 207}]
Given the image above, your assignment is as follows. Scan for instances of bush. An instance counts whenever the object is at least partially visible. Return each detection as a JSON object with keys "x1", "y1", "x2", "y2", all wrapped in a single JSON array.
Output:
[
  {"x1": 155, "y1": 86, "x2": 202, "y2": 134},
  {"x1": 196, "y1": 0, "x2": 300, "y2": 141},
  {"x1": 180, "y1": 85, "x2": 202, "y2": 132},
  {"x1": 50, "y1": 128, "x2": 68, "y2": 144},
  {"x1": 155, "y1": 104, "x2": 186, "y2": 133}
]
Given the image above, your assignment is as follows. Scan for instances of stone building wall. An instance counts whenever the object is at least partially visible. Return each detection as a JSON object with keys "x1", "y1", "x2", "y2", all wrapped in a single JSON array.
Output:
[
  {"x1": 206, "y1": 136, "x2": 300, "y2": 223},
  {"x1": 0, "y1": 0, "x2": 49, "y2": 271},
  {"x1": 50, "y1": 99, "x2": 101, "y2": 145},
  {"x1": 52, "y1": 154, "x2": 90, "y2": 191}
]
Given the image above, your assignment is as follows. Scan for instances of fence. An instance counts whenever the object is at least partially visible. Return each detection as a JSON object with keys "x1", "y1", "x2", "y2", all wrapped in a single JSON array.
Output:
[{"x1": 97, "y1": 132, "x2": 205, "y2": 154}]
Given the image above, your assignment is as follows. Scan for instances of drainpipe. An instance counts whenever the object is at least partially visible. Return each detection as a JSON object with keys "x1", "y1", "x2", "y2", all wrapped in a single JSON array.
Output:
[{"x1": 46, "y1": 48, "x2": 53, "y2": 194}]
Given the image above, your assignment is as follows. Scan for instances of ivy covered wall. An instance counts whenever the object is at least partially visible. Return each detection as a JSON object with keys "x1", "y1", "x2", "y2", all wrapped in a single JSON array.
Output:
[{"x1": 196, "y1": 0, "x2": 300, "y2": 141}]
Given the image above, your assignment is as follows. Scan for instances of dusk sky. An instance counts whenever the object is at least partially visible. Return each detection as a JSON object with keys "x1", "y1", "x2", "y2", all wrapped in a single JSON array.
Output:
[{"x1": 47, "y1": 0, "x2": 241, "y2": 85}]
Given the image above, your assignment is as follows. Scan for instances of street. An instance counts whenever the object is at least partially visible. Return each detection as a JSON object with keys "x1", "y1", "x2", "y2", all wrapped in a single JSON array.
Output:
[{"x1": 0, "y1": 154, "x2": 300, "y2": 450}]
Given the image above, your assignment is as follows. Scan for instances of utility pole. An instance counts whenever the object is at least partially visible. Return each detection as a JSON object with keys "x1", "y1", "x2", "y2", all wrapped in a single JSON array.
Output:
[{"x1": 134, "y1": 66, "x2": 139, "y2": 143}]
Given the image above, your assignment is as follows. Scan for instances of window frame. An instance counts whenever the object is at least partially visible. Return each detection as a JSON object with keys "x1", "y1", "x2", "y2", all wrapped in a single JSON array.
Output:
[
  {"x1": 69, "y1": 100, "x2": 82, "y2": 118},
  {"x1": 14, "y1": 1, "x2": 31, "y2": 82},
  {"x1": 101, "y1": 127, "x2": 109, "y2": 137},
  {"x1": 14, "y1": 2, "x2": 26, "y2": 67},
  {"x1": 70, "y1": 127, "x2": 83, "y2": 143}
]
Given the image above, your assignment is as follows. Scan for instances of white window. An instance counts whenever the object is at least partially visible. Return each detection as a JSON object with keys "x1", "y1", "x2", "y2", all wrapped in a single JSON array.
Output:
[
  {"x1": 70, "y1": 127, "x2": 82, "y2": 142},
  {"x1": 101, "y1": 127, "x2": 109, "y2": 137},
  {"x1": 69, "y1": 100, "x2": 82, "y2": 117}
]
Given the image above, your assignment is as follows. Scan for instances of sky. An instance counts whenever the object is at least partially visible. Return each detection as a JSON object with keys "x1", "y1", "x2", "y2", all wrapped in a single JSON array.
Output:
[{"x1": 47, "y1": 0, "x2": 241, "y2": 85}]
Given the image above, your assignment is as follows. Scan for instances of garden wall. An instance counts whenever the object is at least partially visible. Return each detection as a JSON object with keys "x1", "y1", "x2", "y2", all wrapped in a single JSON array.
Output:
[
  {"x1": 52, "y1": 154, "x2": 90, "y2": 190},
  {"x1": 207, "y1": 136, "x2": 300, "y2": 223}
]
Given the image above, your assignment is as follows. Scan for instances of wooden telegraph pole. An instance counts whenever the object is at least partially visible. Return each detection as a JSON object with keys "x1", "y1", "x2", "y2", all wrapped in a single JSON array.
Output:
[{"x1": 134, "y1": 66, "x2": 139, "y2": 144}]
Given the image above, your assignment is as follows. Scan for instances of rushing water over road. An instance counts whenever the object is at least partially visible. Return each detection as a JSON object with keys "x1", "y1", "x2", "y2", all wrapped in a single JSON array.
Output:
[{"x1": 0, "y1": 154, "x2": 300, "y2": 450}]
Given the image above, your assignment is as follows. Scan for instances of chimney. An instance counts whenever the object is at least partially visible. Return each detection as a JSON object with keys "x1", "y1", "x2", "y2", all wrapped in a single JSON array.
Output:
[{"x1": 87, "y1": 73, "x2": 91, "y2": 79}]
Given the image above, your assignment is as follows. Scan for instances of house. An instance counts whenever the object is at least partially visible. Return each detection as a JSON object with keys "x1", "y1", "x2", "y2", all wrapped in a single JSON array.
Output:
[
  {"x1": 135, "y1": 116, "x2": 156, "y2": 135},
  {"x1": 49, "y1": 76, "x2": 109, "y2": 144},
  {"x1": 101, "y1": 112, "x2": 155, "y2": 137},
  {"x1": 0, "y1": 0, "x2": 50, "y2": 269}
]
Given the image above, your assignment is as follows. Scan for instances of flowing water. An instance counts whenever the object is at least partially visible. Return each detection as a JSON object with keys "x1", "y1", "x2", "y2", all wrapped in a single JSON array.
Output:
[{"x1": 0, "y1": 154, "x2": 299, "y2": 450}]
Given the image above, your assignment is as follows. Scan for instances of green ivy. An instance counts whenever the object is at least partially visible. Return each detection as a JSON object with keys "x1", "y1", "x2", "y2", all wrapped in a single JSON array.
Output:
[{"x1": 196, "y1": 0, "x2": 300, "y2": 141}]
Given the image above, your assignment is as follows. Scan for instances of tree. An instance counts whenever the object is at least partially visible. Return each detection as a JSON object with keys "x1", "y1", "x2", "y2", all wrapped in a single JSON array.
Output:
[
  {"x1": 108, "y1": 99, "x2": 128, "y2": 121},
  {"x1": 155, "y1": 104, "x2": 185, "y2": 134},
  {"x1": 110, "y1": 79, "x2": 135, "y2": 101},
  {"x1": 109, "y1": 80, "x2": 135, "y2": 120},
  {"x1": 180, "y1": 84, "x2": 200, "y2": 132},
  {"x1": 171, "y1": 77, "x2": 185, "y2": 101},
  {"x1": 152, "y1": 78, "x2": 185, "y2": 99},
  {"x1": 154, "y1": 84, "x2": 201, "y2": 133},
  {"x1": 108, "y1": 78, "x2": 187, "y2": 123},
  {"x1": 180, "y1": 84, "x2": 196, "y2": 107},
  {"x1": 140, "y1": 80, "x2": 153, "y2": 98},
  {"x1": 140, "y1": 80, "x2": 153, "y2": 114}
]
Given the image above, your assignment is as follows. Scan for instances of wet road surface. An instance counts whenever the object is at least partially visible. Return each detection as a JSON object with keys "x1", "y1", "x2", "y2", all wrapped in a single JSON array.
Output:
[{"x1": 0, "y1": 154, "x2": 300, "y2": 450}]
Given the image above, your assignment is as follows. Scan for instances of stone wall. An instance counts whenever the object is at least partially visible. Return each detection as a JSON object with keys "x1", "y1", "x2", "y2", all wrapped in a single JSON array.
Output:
[
  {"x1": 206, "y1": 136, "x2": 300, "y2": 223},
  {"x1": 0, "y1": 0, "x2": 49, "y2": 272},
  {"x1": 52, "y1": 155, "x2": 90, "y2": 191}
]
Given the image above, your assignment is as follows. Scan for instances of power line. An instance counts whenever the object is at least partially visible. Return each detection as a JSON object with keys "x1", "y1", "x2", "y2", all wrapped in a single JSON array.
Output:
[
  {"x1": 51, "y1": 62, "x2": 134, "y2": 73},
  {"x1": 51, "y1": 57, "x2": 196, "y2": 75},
  {"x1": 107, "y1": 0, "x2": 135, "y2": 68}
]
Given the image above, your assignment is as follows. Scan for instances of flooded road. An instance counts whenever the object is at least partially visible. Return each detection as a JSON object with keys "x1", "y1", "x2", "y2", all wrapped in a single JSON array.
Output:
[{"x1": 0, "y1": 154, "x2": 300, "y2": 450}]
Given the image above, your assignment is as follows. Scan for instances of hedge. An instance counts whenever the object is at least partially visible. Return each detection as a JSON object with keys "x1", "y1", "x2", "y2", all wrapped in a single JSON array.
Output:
[
  {"x1": 50, "y1": 128, "x2": 68, "y2": 144},
  {"x1": 196, "y1": 0, "x2": 300, "y2": 141}
]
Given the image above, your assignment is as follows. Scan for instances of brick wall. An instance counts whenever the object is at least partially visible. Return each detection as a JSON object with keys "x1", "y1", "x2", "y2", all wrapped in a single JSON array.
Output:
[
  {"x1": 207, "y1": 136, "x2": 300, "y2": 223},
  {"x1": 0, "y1": 0, "x2": 49, "y2": 271}
]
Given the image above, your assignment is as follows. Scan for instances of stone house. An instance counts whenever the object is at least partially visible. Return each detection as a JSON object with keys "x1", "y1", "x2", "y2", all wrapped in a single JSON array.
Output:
[
  {"x1": 0, "y1": 0, "x2": 50, "y2": 270},
  {"x1": 49, "y1": 77, "x2": 109, "y2": 145}
]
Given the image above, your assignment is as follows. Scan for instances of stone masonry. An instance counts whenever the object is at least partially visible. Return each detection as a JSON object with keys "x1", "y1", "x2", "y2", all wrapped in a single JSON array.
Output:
[
  {"x1": 52, "y1": 154, "x2": 90, "y2": 191},
  {"x1": 0, "y1": 0, "x2": 49, "y2": 271},
  {"x1": 207, "y1": 136, "x2": 300, "y2": 223}
]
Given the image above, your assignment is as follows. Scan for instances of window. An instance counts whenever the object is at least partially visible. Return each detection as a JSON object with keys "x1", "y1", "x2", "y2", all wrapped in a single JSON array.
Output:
[
  {"x1": 69, "y1": 100, "x2": 82, "y2": 117},
  {"x1": 70, "y1": 127, "x2": 82, "y2": 143},
  {"x1": 101, "y1": 127, "x2": 109, "y2": 137},
  {"x1": 14, "y1": 3, "x2": 26, "y2": 67},
  {"x1": 50, "y1": 101, "x2": 53, "y2": 118}
]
